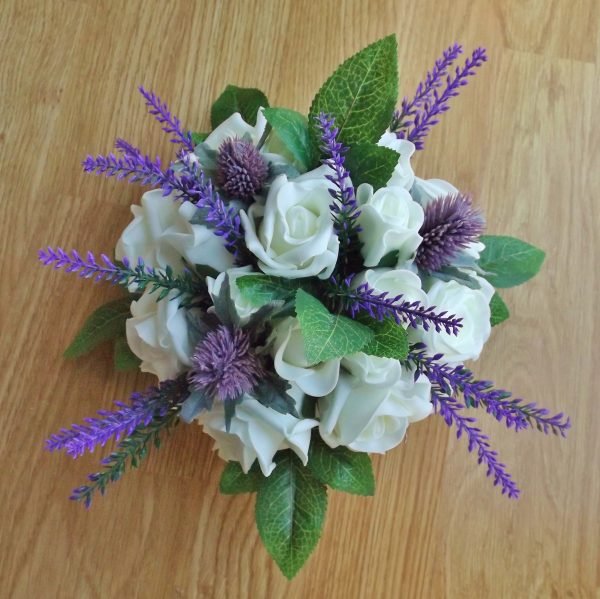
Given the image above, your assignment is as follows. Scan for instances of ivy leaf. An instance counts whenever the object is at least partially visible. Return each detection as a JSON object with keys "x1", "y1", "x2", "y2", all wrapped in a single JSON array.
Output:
[
  {"x1": 308, "y1": 436, "x2": 375, "y2": 496},
  {"x1": 236, "y1": 274, "x2": 302, "y2": 307},
  {"x1": 345, "y1": 143, "x2": 398, "y2": 190},
  {"x1": 490, "y1": 292, "x2": 510, "y2": 327},
  {"x1": 255, "y1": 451, "x2": 327, "y2": 579},
  {"x1": 263, "y1": 107, "x2": 316, "y2": 170},
  {"x1": 191, "y1": 131, "x2": 208, "y2": 145},
  {"x1": 220, "y1": 461, "x2": 262, "y2": 494},
  {"x1": 359, "y1": 316, "x2": 409, "y2": 360},
  {"x1": 309, "y1": 35, "x2": 398, "y2": 147},
  {"x1": 253, "y1": 376, "x2": 299, "y2": 417},
  {"x1": 295, "y1": 289, "x2": 373, "y2": 365},
  {"x1": 211, "y1": 85, "x2": 269, "y2": 129},
  {"x1": 113, "y1": 336, "x2": 141, "y2": 371},
  {"x1": 479, "y1": 235, "x2": 545, "y2": 288},
  {"x1": 64, "y1": 297, "x2": 131, "y2": 359}
]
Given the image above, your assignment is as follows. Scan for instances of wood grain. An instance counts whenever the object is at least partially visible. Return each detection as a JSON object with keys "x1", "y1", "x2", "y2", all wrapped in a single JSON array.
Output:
[{"x1": 1, "y1": 1, "x2": 598, "y2": 597}]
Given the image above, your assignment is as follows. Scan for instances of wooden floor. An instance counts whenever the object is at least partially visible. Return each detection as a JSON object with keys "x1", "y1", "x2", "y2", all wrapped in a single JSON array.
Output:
[{"x1": 1, "y1": 1, "x2": 598, "y2": 597}]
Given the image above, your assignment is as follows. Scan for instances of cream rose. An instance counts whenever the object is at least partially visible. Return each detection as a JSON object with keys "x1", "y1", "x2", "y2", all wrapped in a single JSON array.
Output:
[
  {"x1": 116, "y1": 189, "x2": 234, "y2": 274},
  {"x1": 356, "y1": 183, "x2": 424, "y2": 267},
  {"x1": 341, "y1": 353, "x2": 403, "y2": 387},
  {"x1": 125, "y1": 290, "x2": 192, "y2": 381},
  {"x1": 318, "y1": 369, "x2": 432, "y2": 453},
  {"x1": 354, "y1": 268, "x2": 428, "y2": 306},
  {"x1": 378, "y1": 132, "x2": 416, "y2": 189},
  {"x1": 197, "y1": 385, "x2": 318, "y2": 476},
  {"x1": 240, "y1": 173, "x2": 339, "y2": 279},
  {"x1": 270, "y1": 317, "x2": 340, "y2": 397},
  {"x1": 416, "y1": 277, "x2": 495, "y2": 363}
]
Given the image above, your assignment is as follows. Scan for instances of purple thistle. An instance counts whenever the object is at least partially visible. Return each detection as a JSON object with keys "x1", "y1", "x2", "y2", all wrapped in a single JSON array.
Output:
[
  {"x1": 416, "y1": 192, "x2": 485, "y2": 272},
  {"x1": 330, "y1": 275, "x2": 463, "y2": 335},
  {"x1": 432, "y1": 390, "x2": 520, "y2": 498},
  {"x1": 391, "y1": 43, "x2": 463, "y2": 132},
  {"x1": 46, "y1": 377, "x2": 189, "y2": 458},
  {"x1": 138, "y1": 85, "x2": 194, "y2": 153},
  {"x1": 189, "y1": 326, "x2": 264, "y2": 402},
  {"x1": 397, "y1": 47, "x2": 487, "y2": 150},
  {"x1": 216, "y1": 138, "x2": 269, "y2": 201}
]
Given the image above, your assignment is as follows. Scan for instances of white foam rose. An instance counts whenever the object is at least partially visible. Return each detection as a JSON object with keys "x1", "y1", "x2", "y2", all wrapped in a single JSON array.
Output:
[
  {"x1": 204, "y1": 109, "x2": 268, "y2": 150},
  {"x1": 378, "y1": 132, "x2": 416, "y2": 189},
  {"x1": 356, "y1": 183, "x2": 424, "y2": 267},
  {"x1": 197, "y1": 385, "x2": 318, "y2": 476},
  {"x1": 125, "y1": 290, "x2": 192, "y2": 381},
  {"x1": 240, "y1": 173, "x2": 339, "y2": 279},
  {"x1": 354, "y1": 268, "x2": 428, "y2": 306},
  {"x1": 341, "y1": 353, "x2": 402, "y2": 387},
  {"x1": 416, "y1": 277, "x2": 495, "y2": 363},
  {"x1": 206, "y1": 266, "x2": 261, "y2": 325},
  {"x1": 116, "y1": 189, "x2": 234, "y2": 274},
  {"x1": 318, "y1": 369, "x2": 432, "y2": 453},
  {"x1": 270, "y1": 317, "x2": 340, "y2": 397}
]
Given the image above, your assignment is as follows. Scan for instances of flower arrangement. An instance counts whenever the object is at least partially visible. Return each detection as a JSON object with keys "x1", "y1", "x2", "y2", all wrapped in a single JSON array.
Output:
[{"x1": 42, "y1": 35, "x2": 570, "y2": 578}]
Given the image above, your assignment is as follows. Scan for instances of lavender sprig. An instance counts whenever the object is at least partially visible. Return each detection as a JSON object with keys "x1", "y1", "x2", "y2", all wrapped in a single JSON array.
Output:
[
  {"x1": 38, "y1": 247, "x2": 199, "y2": 300},
  {"x1": 314, "y1": 113, "x2": 362, "y2": 274},
  {"x1": 47, "y1": 377, "x2": 189, "y2": 458},
  {"x1": 329, "y1": 276, "x2": 463, "y2": 335},
  {"x1": 409, "y1": 346, "x2": 571, "y2": 436},
  {"x1": 391, "y1": 43, "x2": 463, "y2": 132},
  {"x1": 398, "y1": 47, "x2": 487, "y2": 150},
  {"x1": 138, "y1": 85, "x2": 194, "y2": 153},
  {"x1": 432, "y1": 390, "x2": 520, "y2": 498}
]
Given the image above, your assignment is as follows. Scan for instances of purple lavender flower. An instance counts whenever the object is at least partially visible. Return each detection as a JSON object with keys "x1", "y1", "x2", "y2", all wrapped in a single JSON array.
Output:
[
  {"x1": 415, "y1": 192, "x2": 485, "y2": 272},
  {"x1": 189, "y1": 326, "x2": 264, "y2": 402},
  {"x1": 216, "y1": 137, "x2": 269, "y2": 201}
]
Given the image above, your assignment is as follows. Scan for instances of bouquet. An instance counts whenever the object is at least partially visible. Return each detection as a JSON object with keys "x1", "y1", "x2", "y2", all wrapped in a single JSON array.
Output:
[{"x1": 41, "y1": 35, "x2": 570, "y2": 578}]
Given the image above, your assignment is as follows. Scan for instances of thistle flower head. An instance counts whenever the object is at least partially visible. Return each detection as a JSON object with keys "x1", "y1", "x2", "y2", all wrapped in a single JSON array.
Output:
[
  {"x1": 416, "y1": 192, "x2": 485, "y2": 272},
  {"x1": 188, "y1": 325, "x2": 264, "y2": 402},
  {"x1": 216, "y1": 137, "x2": 268, "y2": 201}
]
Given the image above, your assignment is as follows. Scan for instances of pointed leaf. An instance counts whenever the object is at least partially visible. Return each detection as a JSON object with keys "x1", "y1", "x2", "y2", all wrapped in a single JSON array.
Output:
[
  {"x1": 345, "y1": 143, "x2": 398, "y2": 190},
  {"x1": 359, "y1": 316, "x2": 409, "y2": 360},
  {"x1": 490, "y1": 292, "x2": 510, "y2": 327},
  {"x1": 253, "y1": 376, "x2": 299, "y2": 417},
  {"x1": 220, "y1": 461, "x2": 262, "y2": 494},
  {"x1": 236, "y1": 274, "x2": 302, "y2": 307},
  {"x1": 211, "y1": 85, "x2": 269, "y2": 129},
  {"x1": 113, "y1": 336, "x2": 141, "y2": 371}
]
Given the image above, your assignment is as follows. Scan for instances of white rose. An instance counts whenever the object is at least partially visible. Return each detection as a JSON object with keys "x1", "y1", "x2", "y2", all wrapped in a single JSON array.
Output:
[
  {"x1": 318, "y1": 369, "x2": 432, "y2": 453},
  {"x1": 197, "y1": 385, "x2": 318, "y2": 476},
  {"x1": 270, "y1": 317, "x2": 340, "y2": 397},
  {"x1": 206, "y1": 266, "x2": 261, "y2": 325},
  {"x1": 341, "y1": 353, "x2": 402, "y2": 387},
  {"x1": 356, "y1": 183, "x2": 424, "y2": 267},
  {"x1": 116, "y1": 189, "x2": 234, "y2": 274},
  {"x1": 416, "y1": 277, "x2": 494, "y2": 363},
  {"x1": 240, "y1": 173, "x2": 339, "y2": 279},
  {"x1": 204, "y1": 109, "x2": 268, "y2": 150},
  {"x1": 354, "y1": 268, "x2": 428, "y2": 306},
  {"x1": 125, "y1": 290, "x2": 192, "y2": 381},
  {"x1": 378, "y1": 132, "x2": 416, "y2": 189}
]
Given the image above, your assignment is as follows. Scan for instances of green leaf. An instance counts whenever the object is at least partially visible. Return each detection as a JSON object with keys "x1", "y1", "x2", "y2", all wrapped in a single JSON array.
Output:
[
  {"x1": 479, "y1": 235, "x2": 545, "y2": 288},
  {"x1": 345, "y1": 143, "x2": 398, "y2": 190},
  {"x1": 255, "y1": 451, "x2": 327, "y2": 579},
  {"x1": 309, "y1": 35, "x2": 398, "y2": 147},
  {"x1": 220, "y1": 461, "x2": 262, "y2": 495},
  {"x1": 113, "y1": 336, "x2": 141, "y2": 371},
  {"x1": 64, "y1": 298, "x2": 131, "y2": 359},
  {"x1": 191, "y1": 131, "x2": 208, "y2": 145},
  {"x1": 253, "y1": 376, "x2": 299, "y2": 417},
  {"x1": 308, "y1": 436, "x2": 375, "y2": 496},
  {"x1": 490, "y1": 292, "x2": 510, "y2": 327},
  {"x1": 376, "y1": 250, "x2": 399, "y2": 268},
  {"x1": 211, "y1": 85, "x2": 269, "y2": 129},
  {"x1": 236, "y1": 275, "x2": 302, "y2": 307},
  {"x1": 359, "y1": 316, "x2": 409, "y2": 360},
  {"x1": 295, "y1": 289, "x2": 373, "y2": 365},
  {"x1": 263, "y1": 107, "x2": 316, "y2": 170}
]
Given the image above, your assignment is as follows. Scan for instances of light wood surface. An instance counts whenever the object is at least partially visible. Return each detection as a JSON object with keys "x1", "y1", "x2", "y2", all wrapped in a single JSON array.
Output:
[{"x1": 1, "y1": 1, "x2": 598, "y2": 597}]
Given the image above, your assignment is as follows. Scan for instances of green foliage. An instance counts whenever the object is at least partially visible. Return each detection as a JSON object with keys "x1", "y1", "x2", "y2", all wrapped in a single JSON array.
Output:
[
  {"x1": 295, "y1": 289, "x2": 374, "y2": 365},
  {"x1": 253, "y1": 377, "x2": 299, "y2": 417},
  {"x1": 236, "y1": 274, "x2": 302, "y2": 307},
  {"x1": 308, "y1": 436, "x2": 375, "y2": 496},
  {"x1": 263, "y1": 107, "x2": 317, "y2": 170},
  {"x1": 220, "y1": 461, "x2": 263, "y2": 494},
  {"x1": 479, "y1": 235, "x2": 545, "y2": 288},
  {"x1": 191, "y1": 131, "x2": 208, "y2": 145},
  {"x1": 376, "y1": 250, "x2": 399, "y2": 268},
  {"x1": 211, "y1": 85, "x2": 269, "y2": 129},
  {"x1": 490, "y1": 292, "x2": 510, "y2": 327},
  {"x1": 255, "y1": 451, "x2": 327, "y2": 579},
  {"x1": 360, "y1": 316, "x2": 409, "y2": 360},
  {"x1": 309, "y1": 35, "x2": 398, "y2": 147},
  {"x1": 64, "y1": 297, "x2": 131, "y2": 359},
  {"x1": 113, "y1": 336, "x2": 141, "y2": 371},
  {"x1": 344, "y1": 143, "x2": 398, "y2": 190}
]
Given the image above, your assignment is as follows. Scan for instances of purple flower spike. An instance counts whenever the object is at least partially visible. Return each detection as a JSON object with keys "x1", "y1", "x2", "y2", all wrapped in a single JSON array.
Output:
[
  {"x1": 416, "y1": 192, "x2": 485, "y2": 272},
  {"x1": 216, "y1": 138, "x2": 268, "y2": 201},
  {"x1": 189, "y1": 326, "x2": 264, "y2": 402}
]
